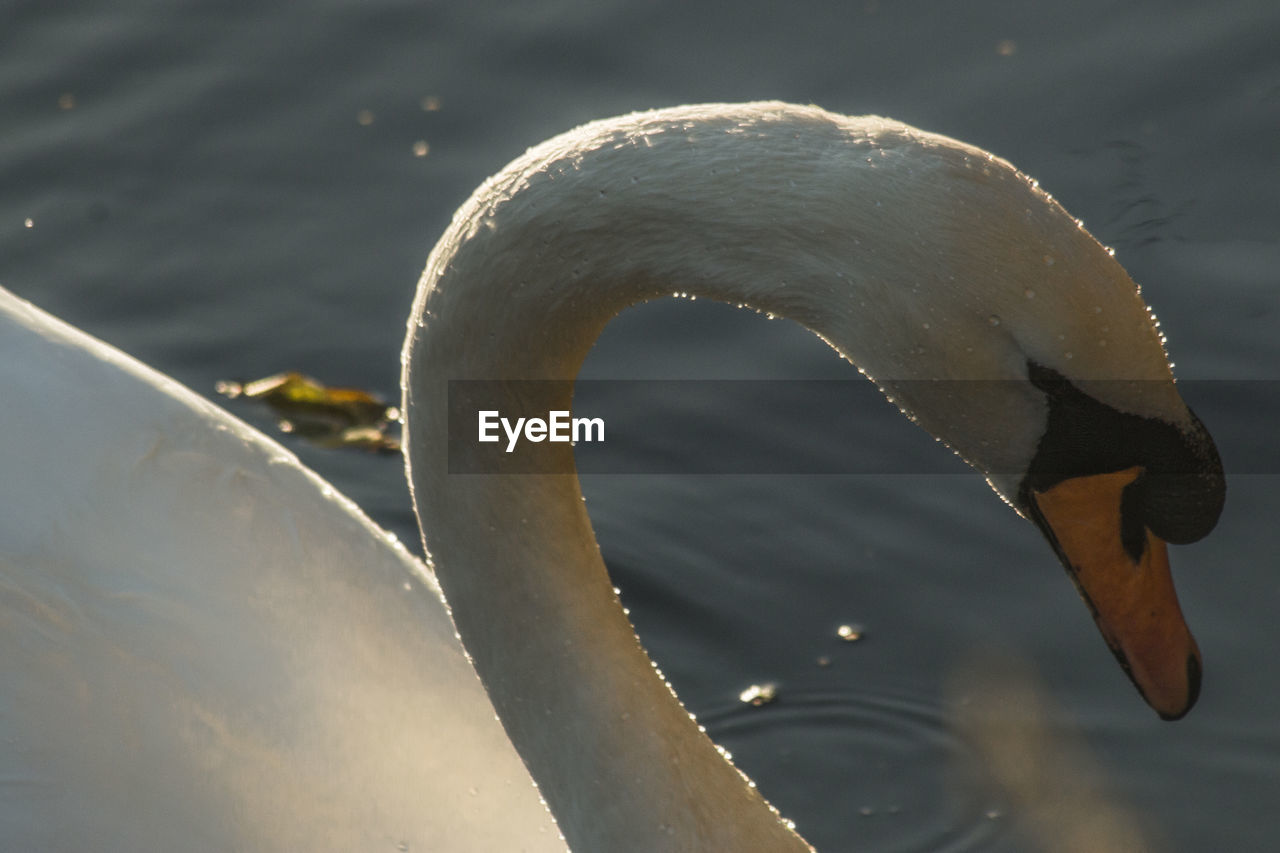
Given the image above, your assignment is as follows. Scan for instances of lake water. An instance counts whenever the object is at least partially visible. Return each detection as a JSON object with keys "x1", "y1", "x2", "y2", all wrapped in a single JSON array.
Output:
[{"x1": 3, "y1": 1, "x2": 1277, "y2": 850}]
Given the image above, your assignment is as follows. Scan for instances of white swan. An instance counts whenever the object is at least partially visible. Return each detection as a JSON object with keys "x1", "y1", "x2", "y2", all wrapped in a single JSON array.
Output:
[{"x1": 0, "y1": 102, "x2": 1223, "y2": 851}]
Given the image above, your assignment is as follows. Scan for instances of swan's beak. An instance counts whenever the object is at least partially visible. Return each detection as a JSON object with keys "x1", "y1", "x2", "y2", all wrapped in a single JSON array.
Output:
[{"x1": 1032, "y1": 466, "x2": 1201, "y2": 720}]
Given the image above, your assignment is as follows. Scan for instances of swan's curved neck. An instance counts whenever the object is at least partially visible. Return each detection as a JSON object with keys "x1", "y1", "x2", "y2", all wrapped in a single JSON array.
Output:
[{"x1": 401, "y1": 103, "x2": 1174, "y2": 850}]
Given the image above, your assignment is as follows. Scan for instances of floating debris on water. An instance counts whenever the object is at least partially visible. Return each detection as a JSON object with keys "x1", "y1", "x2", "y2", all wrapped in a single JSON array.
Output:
[
  {"x1": 216, "y1": 371, "x2": 400, "y2": 452},
  {"x1": 738, "y1": 683, "x2": 778, "y2": 707}
]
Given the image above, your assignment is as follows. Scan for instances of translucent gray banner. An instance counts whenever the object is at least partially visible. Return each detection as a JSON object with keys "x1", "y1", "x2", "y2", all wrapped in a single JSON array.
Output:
[{"x1": 445, "y1": 379, "x2": 1262, "y2": 475}]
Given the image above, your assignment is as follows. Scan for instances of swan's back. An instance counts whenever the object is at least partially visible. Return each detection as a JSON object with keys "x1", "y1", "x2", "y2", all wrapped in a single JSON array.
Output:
[{"x1": 0, "y1": 288, "x2": 563, "y2": 851}]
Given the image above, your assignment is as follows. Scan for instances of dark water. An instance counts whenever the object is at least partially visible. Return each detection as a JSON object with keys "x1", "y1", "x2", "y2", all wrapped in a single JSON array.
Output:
[{"x1": 3, "y1": 1, "x2": 1278, "y2": 850}]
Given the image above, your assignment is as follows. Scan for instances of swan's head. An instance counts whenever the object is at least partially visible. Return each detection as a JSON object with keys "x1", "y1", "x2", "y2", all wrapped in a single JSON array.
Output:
[
  {"x1": 1012, "y1": 362, "x2": 1224, "y2": 719},
  {"x1": 802, "y1": 119, "x2": 1226, "y2": 719},
  {"x1": 409, "y1": 103, "x2": 1225, "y2": 719}
]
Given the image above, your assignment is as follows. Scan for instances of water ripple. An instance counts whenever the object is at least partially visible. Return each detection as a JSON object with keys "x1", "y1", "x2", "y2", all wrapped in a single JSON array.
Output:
[{"x1": 700, "y1": 685, "x2": 1011, "y2": 853}]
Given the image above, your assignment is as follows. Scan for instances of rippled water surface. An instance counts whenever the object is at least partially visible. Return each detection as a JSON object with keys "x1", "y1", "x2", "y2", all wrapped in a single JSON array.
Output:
[{"x1": 3, "y1": 1, "x2": 1277, "y2": 850}]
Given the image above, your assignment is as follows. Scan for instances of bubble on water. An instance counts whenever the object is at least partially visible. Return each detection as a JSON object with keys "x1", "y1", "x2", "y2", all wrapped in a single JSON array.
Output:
[{"x1": 837, "y1": 623, "x2": 865, "y2": 642}]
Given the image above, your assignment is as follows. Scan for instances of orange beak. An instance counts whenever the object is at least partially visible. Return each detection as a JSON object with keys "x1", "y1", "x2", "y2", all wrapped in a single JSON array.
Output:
[{"x1": 1032, "y1": 466, "x2": 1201, "y2": 720}]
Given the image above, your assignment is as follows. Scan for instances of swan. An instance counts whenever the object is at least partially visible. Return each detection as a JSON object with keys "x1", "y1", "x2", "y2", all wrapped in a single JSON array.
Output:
[{"x1": 0, "y1": 102, "x2": 1224, "y2": 851}]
